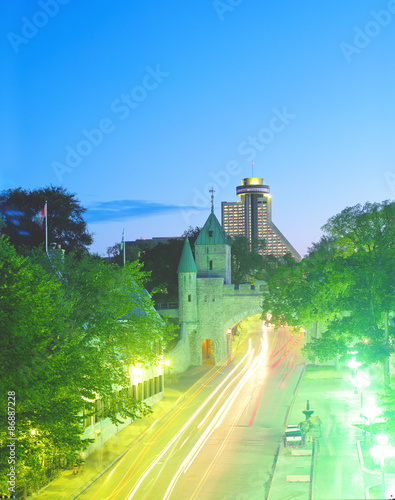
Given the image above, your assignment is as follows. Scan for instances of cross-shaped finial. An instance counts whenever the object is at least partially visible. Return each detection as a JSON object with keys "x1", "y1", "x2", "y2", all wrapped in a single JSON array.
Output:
[{"x1": 209, "y1": 186, "x2": 215, "y2": 213}]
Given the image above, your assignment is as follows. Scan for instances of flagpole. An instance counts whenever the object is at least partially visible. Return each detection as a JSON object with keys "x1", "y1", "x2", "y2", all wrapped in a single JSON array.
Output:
[{"x1": 45, "y1": 201, "x2": 48, "y2": 254}]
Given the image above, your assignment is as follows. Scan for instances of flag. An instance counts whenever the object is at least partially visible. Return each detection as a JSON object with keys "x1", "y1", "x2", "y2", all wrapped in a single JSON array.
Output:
[
  {"x1": 120, "y1": 229, "x2": 125, "y2": 251},
  {"x1": 38, "y1": 202, "x2": 48, "y2": 254},
  {"x1": 36, "y1": 205, "x2": 46, "y2": 225}
]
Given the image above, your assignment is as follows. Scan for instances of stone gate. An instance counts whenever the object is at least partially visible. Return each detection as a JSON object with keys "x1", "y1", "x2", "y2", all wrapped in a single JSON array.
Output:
[{"x1": 161, "y1": 210, "x2": 267, "y2": 374}]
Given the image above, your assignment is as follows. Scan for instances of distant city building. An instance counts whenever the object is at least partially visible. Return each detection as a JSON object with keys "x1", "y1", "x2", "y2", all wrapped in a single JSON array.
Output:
[
  {"x1": 221, "y1": 177, "x2": 300, "y2": 260},
  {"x1": 126, "y1": 236, "x2": 181, "y2": 251}
]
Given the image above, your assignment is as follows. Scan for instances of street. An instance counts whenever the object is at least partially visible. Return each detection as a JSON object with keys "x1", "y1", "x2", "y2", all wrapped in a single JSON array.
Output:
[{"x1": 78, "y1": 318, "x2": 305, "y2": 500}]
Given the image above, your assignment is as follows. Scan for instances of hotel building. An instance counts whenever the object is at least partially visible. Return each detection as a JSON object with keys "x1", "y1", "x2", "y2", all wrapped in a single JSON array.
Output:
[{"x1": 221, "y1": 177, "x2": 300, "y2": 260}]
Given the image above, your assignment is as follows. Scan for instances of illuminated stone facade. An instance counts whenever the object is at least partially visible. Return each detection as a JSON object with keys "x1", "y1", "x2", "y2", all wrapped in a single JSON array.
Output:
[{"x1": 169, "y1": 211, "x2": 266, "y2": 373}]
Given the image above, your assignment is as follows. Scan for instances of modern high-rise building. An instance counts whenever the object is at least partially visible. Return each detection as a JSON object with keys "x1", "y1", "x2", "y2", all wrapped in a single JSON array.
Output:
[{"x1": 221, "y1": 177, "x2": 301, "y2": 261}]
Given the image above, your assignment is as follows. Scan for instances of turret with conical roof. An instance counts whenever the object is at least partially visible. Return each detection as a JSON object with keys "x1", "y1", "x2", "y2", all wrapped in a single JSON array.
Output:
[
  {"x1": 177, "y1": 237, "x2": 198, "y2": 323},
  {"x1": 195, "y1": 211, "x2": 231, "y2": 284}
]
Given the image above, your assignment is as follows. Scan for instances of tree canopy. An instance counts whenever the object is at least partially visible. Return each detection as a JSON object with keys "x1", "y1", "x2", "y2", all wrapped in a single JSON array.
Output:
[
  {"x1": 0, "y1": 186, "x2": 93, "y2": 253},
  {"x1": 262, "y1": 201, "x2": 395, "y2": 385},
  {"x1": 230, "y1": 235, "x2": 282, "y2": 284},
  {"x1": 0, "y1": 237, "x2": 174, "y2": 496},
  {"x1": 138, "y1": 226, "x2": 201, "y2": 304}
]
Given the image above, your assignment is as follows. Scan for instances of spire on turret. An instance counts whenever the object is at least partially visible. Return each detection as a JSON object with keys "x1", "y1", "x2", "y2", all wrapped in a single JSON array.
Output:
[
  {"x1": 177, "y1": 237, "x2": 197, "y2": 273},
  {"x1": 209, "y1": 186, "x2": 215, "y2": 213}
]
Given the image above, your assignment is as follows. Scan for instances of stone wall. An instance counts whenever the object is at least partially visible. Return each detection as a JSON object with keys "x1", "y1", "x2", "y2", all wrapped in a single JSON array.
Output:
[{"x1": 166, "y1": 322, "x2": 192, "y2": 374}]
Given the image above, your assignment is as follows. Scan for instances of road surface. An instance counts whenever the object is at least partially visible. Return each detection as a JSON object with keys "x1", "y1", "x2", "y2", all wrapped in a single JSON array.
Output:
[{"x1": 79, "y1": 318, "x2": 305, "y2": 500}]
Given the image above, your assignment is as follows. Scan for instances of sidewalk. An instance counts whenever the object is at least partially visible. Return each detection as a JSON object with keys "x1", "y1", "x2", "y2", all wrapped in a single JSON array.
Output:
[
  {"x1": 269, "y1": 365, "x2": 384, "y2": 500},
  {"x1": 30, "y1": 366, "x2": 211, "y2": 500}
]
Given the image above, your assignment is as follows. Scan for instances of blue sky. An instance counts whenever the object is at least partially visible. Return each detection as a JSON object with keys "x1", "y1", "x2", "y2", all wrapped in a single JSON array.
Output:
[{"x1": 2, "y1": 1, "x2": 395, "y2": 257}]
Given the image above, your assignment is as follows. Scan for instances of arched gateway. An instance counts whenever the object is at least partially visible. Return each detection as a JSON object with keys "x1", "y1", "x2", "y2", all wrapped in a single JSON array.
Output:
[{"x1": 164, "y1": 209, "x2": 267, "y2": 374}]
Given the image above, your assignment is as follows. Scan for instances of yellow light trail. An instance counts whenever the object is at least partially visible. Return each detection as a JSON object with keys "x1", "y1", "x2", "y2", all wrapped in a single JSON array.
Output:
[{"x1": 126, "y1": 341, "x2": 253, "y2": 499}]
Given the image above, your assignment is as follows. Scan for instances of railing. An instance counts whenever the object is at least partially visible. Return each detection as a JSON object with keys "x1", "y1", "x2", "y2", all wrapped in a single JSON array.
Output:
[{"x1": 157, "y1": 302, "x2": 178, "y2": 310}]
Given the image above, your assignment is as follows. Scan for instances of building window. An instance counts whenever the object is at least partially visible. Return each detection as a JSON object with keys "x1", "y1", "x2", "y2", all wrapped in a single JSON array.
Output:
[
  {"x1": 209, "y1": 260, "x2": 213, "y2": 270},
  {"x1": 208, "y1": 230, "x2": 213, "y2": 237},
  {"x1": 188, "y1": 294, "x2": 192, "y2": 302}
]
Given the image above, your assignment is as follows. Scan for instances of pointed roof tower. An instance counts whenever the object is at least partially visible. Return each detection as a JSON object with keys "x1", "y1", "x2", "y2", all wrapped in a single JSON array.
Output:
[
  {"x1": 177, "y1": 237, "x2": 197, "y2": 274},
  {"x1": 195, "y1": 210, "x2": 232, "y2": 284},
  {"x1": 195, "y1": 211, "x2": 231, "y2": 246}
]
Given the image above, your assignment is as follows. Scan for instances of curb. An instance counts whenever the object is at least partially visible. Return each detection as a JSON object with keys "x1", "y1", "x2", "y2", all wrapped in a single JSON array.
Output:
[{"x1": 71, "y1": 395, "x2": 186, "y2": 500}]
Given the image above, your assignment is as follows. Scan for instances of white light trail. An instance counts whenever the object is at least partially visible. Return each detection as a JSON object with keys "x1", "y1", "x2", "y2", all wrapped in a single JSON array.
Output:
[
  {"x1": 163, "y1": 340, "x2": 268, "y2": 499},
  {"x1": 126, "y1": 341, "x2": 253, "y2": 499}
]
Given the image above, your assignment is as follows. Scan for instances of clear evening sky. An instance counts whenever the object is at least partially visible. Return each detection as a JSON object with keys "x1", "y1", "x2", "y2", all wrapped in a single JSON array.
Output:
[{"x1": 2, "y1": 1, "x2": 395, "y2": 257}]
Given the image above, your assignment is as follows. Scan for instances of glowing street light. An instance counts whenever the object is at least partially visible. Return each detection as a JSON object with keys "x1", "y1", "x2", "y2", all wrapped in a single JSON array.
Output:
[
  {"x1": 352, "y1": 371, "x2": 370, "y2": 406},
  {"x1": 164, "y1": 359, "x2": 171, "y2": 376},
  {"x1": 370, "y1": 434, "x2": 395, "y2": 500},
  {"x1": 348, "y1": 356, "x2": 362, "y2": 394},
  {"x1": 361, "y1": 398, "x2": 381, "y2": 448}
]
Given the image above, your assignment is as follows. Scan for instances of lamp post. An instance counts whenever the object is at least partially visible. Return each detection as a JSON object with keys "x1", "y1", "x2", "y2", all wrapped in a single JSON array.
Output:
[
  {"x1": 352, "y1": 371, "x2": 370, "y2": 408},
  {"x1": 362, "y1": 399, "x2": 381, "y2": 448},
  {"x1": 348, "y1": 356, "x2": 362, "y2": 394},
  {"x1": 302, "y1": 400, "x2": 315, "y2": 420},
  {"x1": 370, "y1": 434, "x2": 395, "y2": 500}
]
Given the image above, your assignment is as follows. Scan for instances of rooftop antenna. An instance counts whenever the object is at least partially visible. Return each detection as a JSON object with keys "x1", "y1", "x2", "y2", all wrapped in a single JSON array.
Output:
[
  {"x1": 251, "y1": 161, "x2": 254, "y2": 177},
  {"x1": 209, "y1": 186, "x2": 215, "y2": 213}
]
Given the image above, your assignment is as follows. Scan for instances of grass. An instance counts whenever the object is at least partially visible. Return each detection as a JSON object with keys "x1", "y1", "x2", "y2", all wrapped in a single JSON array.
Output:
[{"x1": 303, "y1": 364, "x2": 349, "y2": 380}]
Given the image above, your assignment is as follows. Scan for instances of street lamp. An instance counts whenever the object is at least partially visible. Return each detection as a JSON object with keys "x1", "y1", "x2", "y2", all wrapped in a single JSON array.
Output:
[
  {"x1": 361, "y1": 398, "x2": 381, "y2": 448},
  {"x1": 352, "y1": 371, "x2": 370, "y2": 407},
  {"x1": 348, "y1": 356, "x2": 362, "y2": 394},
  {"x1": 164, "y1": 359, "x2": 171, "y2": 375},
  {"x1": 370, "y1": 434, "x2": 395, "y2": 500}
]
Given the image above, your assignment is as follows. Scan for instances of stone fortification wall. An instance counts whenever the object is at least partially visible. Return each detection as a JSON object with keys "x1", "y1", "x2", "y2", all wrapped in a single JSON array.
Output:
[
  {"x1": 195, "y1": 244, "x2": 231, "y2": 283},
  {"x1": 166, "y1": 322, "x2": 193, "y2": 374},
  {"x1": 195, "y1": 278, "x2": 226, "y2": 364},
  {"x1": 222, "y1": 281, "x2": 266, "y2": 328},
  {"x1": 178, "y1": 272, "x2": 197, "y2": 323}
]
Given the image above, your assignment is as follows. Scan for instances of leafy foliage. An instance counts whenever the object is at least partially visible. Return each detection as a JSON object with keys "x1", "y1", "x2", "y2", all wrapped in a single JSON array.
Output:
[
  {"x1": 0, "y1": 186, "x2": 93, "y2": 253},
  {"x1": 139, "y1": 226, "x2": 201, "y2": 304},
  {"x1": 262, "y1": 201, "x2": 395, "y2": 383},
  {"x1": 0, "y1": 237, "x2": 174, "y2": 495}
]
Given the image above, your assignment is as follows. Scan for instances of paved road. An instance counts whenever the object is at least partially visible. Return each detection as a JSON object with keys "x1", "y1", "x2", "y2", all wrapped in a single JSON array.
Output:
[
  {"x1": 168, "y1": 327, "x2": 305, "y2": 500},
  {"x1": 76, "y1": 319, "x2": 305, "y2": 500}
]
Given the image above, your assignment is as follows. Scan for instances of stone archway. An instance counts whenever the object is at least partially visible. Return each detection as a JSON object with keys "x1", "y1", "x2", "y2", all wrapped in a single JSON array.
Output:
[{"x1": 201, "y1": 339, "x2": 215, "y2": 364}]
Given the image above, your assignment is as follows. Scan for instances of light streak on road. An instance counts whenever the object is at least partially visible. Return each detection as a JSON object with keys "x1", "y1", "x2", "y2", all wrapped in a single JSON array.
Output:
[
  {"x1": 126, "y1": 341, "x2": 254, "y2": 499},
  {"x1": 196, "y1": 339, "x2": 252, "y2": 429},
  {"x1": 102, "y1": 356, "x2": 240, "y2": 499},
  {"x1": 279, "y1": 351, "x2": 297, "y2": 389},
  {"x1": 164, "y1": 336, "x2": 269, "y2": 499},
  {"x1": 163, "y1": 350, "x2": 255, "y2": 500}
]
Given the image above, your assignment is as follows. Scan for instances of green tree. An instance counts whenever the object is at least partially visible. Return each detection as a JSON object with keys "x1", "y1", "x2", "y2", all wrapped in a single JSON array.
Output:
[
  {"x1": 139, "y1": 227, "x2": 201, "y2": 305},
  {"x1": 315, "y1": 201, "x2": 395, "y2": 384},
  {"x1": 0, "y1": 186, "x2": 93, "y2": 253},
  {"x1": 106, "y1": 242, "x2": 140, "y2": 265},
  {"x1": 0, "y1": 238, "x2": 174, "y2": 496},
  {"x1": 263, "y1": 201, "x2": 395, "y2": 385}
]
